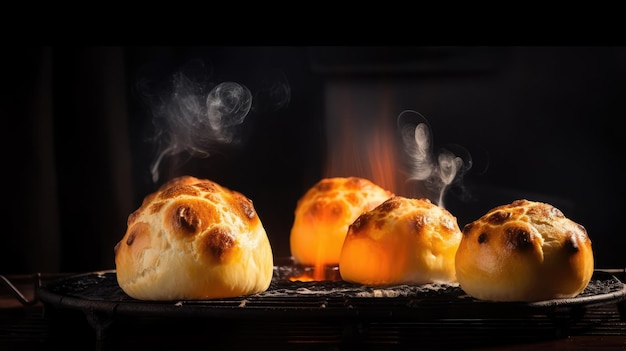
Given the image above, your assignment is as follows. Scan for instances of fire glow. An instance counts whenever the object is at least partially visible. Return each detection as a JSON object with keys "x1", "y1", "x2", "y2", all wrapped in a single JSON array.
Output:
[
  {"x1": 287, "y1": 263, "x2": 341, "y2": 282},
  {"x1": 313, "y1": 86, "x2": 471, "y2": 281},
  {"x1": 325, "y1": 107, "x2": 467, "y2": 207}
]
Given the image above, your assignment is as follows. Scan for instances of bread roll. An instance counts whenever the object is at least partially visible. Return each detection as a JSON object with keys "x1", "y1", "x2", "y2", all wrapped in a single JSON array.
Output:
[
  {"x1": 114, "y1": 175, "x2": 274, "y2": 300},
  {"x1": 339, "y1": 196, "x2": 463, "y2": 285},
  {"x1": 289, "y1": 177, "x2": 394, "y2": 266},
  {"x1": 455, "y1": 199, "x2": 594, "y2": 302}
]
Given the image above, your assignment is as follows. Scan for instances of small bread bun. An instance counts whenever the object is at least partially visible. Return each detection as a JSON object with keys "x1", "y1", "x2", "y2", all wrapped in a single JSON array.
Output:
[
  {"x1": 289, "y1": 177, "x2": 394, "y2": 266},
  {"x1": 114, "y1": 176, "x2": 274, "y2": 300},
  {"x1": 455, "y1": 199, "x2": 594, "y2": 302},
  {"x1": 339, "y1": 196, "x2": 463, "y2": 285}
]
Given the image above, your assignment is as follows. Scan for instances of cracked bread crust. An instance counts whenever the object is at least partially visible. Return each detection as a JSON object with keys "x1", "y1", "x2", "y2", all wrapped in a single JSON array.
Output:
[
  {"x1": 339, "y1": 196, "x2": 463, "y2": 285},
  {"x1": 455, "y1": 199, "x2": 594, "y2": 302},
  {"x1": 114, "y1": 176, "x2": 273, "y2": 300}
]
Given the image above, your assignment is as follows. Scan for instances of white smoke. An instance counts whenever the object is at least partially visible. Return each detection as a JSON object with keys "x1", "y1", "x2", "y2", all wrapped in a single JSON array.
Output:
[
  {"x1": 139, "y1": 59, "x2": 291, "y2": 183},
  {"x1": 398, "y1": 110, "x2": 471, "y2": 207}
]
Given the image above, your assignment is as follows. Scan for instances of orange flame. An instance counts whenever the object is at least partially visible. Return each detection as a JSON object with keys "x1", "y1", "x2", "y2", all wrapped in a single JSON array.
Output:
[
  {"x1": 295, "y1": 83, "x2": 405, "y2": 281},
  {"x1": 324, "y1": 82, "x2": 403, "y2": 194},
  {"x1": 288, "y1": 262, "x2": 340, "y2": 282}
]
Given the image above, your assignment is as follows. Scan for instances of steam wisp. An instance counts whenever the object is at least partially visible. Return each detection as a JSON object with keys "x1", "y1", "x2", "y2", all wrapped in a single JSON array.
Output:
[
  {"x1": 398, "y1": 110, "x2": 471, "y2": 208},
  {"x1": 149, "y1": 69, "x2": 252, "y2": 182},
  {"x1": 143, "y1": 59, "x2": 291, "y2": 183}
]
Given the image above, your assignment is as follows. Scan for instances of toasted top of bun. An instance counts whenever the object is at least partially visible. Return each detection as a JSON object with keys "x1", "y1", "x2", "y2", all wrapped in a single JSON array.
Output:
[
  {"x1": 455, "y1": 199, "x2": 594, "y2": 302},
  {"x1": 114, "y1": 176, "x2": 274, "y2": 300},
  {"x1": 289, "y1": 177, "x2": 394, "y2": 266},
  {"x1": 339, "y1": 196, "x2": 463, "y2": 285}
]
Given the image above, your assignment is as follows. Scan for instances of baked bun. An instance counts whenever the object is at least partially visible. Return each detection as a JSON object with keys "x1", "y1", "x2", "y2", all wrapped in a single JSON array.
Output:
[
  {"x1": 114, "y1": 175, "x2": 274, "y2": 300},
  {"x1": 339, "y1": 196, "x2": 463, "y2": 285},
  {"x1": 289, "y1": 177, "x2": 394, "y2": 266},
  {"x1": 455, "y1": 199, "x2": 594, "y2": 302}
]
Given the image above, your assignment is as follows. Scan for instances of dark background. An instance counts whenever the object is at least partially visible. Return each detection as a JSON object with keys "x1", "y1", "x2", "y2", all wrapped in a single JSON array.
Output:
[{"x1": 3, "y1": 46, "x2": 624, "y2": 275}]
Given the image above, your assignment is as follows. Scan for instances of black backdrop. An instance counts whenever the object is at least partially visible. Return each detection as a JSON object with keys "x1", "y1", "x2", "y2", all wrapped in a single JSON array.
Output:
[{"x1": 3, "y1": 46, "x2": 625, "y2": 275}]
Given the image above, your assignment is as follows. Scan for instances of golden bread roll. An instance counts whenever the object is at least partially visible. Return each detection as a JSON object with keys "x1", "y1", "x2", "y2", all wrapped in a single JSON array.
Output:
[
  {"x1": 289, "y1": 177, "x2": 394, "y2": 266},
  {"x1": 339, "y1": 196, "x2": 463, "y2": 285},
  {"x1": 114, "y1": 175, "x2": 274, "y2": 300},
  {"x1": 455, "y1": 199, "x2": 594, "y2": 302}
]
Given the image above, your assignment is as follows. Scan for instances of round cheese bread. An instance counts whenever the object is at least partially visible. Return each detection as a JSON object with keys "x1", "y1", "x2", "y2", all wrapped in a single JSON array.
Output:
[
  {"x1": 289, "y1": 177, "x2": 394, "y2": 266},
  {"x1": 455, "y1": 199, "x2": 594, "y2": 302},
  {"x1": 339, "y1": 196, "x2": 463, "y2": 285},
  {"x1": 114, "y1": 175, "x2": 274, "y2": 300}
]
